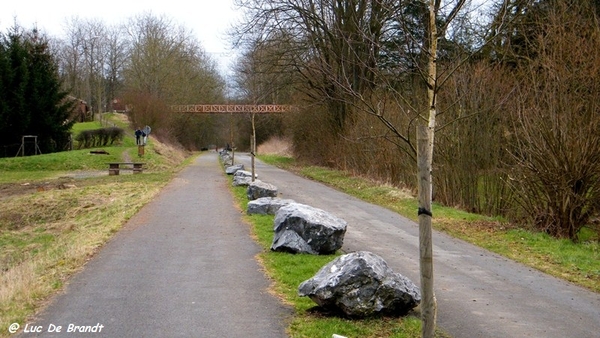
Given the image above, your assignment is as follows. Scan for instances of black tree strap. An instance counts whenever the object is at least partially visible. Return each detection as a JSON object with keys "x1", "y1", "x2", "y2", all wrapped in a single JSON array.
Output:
[{"x1": 418, "y1": 207, "x2": 433, "y2": 217}]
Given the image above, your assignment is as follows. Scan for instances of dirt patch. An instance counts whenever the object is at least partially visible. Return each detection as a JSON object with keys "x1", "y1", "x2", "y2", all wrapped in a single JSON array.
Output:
[{"x1": 0, "y1": 175, "x2": 102, "y2": 201}]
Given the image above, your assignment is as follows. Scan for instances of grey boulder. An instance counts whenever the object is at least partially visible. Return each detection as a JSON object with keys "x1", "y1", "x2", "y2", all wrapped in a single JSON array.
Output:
[
  {"x1": 271, "y1": 203, "x2": 346, "y2": 254},
  {"x1": 247, "y1": 197, "x2": 296, "y2": 215},
  {"x1": 234, "y1": 170, "x2": 257, "y2": 179},
  {"x1": 225, "y1": 164, "x2": 244, "y2": 175},
  {"x1": 247, "y1": 181, "x2": 277, "y2": 200},
  {"x1": 232, "y1": 170, "x2": 258, "y2": 187},
  {"x1": 232, "y1": 176, "x2": 253, "y2": 187},
  {"x1": 298, "y1": 251, "x2": 421, "y2": 317}
]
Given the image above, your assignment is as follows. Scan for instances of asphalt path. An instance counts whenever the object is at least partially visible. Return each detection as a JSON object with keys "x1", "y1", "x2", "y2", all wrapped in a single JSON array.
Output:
[
  {"x1": 18, "y1": 153, "x2": 290, "y2": 338},
  {"x1": 235, "y1": 153, "x2": 600, "y2": 338}
]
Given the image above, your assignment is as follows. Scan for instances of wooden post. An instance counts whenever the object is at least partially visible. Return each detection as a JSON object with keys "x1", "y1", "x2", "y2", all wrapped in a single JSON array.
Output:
[{"x1": 417, "y1": 125, "x2": 436, "y2": 338}]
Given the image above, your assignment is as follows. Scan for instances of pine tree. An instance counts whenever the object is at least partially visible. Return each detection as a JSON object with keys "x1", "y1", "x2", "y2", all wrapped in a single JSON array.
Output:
[
  {"x1": 0, "y1": 29, "x2": 30, "y2": 154},
  {"x1": 23, "y1": 29, "x2": 74, "y2": 153},
  {"x1": 0, "y1": 34, "x2": 8, "y2": 156},
  {"x1": 0, "y1": 26, "x2": 74, "y2": 156}
]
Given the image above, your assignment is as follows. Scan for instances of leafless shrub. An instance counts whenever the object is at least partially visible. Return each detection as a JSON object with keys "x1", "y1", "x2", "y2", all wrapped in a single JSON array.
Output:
[
  {"x1": 506, "y1": 1, "x2": 600, "y2": 240},
  {"x1": 434, "y1": 62, "x2": 516, "y2": 215}
]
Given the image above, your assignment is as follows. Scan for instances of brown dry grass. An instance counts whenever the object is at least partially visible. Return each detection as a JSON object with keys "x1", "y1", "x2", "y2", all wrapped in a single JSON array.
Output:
[
  {"x1": 257, "y1": 136, "x2": 293, "y2": 157},
  {"x1": 151, "y1": 136, "x2": 190, "y2": 169},
  {"x1": 0, "y1": 178, "x2": 170, "y2": 336}
]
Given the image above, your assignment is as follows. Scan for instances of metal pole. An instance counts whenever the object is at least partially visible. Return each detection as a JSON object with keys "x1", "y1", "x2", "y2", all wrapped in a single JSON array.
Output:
[
  {"x1": 251, "y1": 113, "x2": 256, "y2": 182},
  {"x1": 230, "y1": 112, "x2": 234, "y2": 163}
]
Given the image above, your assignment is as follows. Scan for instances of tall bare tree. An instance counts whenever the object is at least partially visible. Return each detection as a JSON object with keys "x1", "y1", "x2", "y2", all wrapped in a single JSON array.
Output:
[
  {"x1": 58, "y1": 17, "x2": 112, "y2": 117},
  {"x1": 122, "y1": 12, "x2": 225, "y2": 145},
  {"x1": 234, "y1": 0, "x2": 402, "y2": 131},
  {"x1": 104, "y1": 25, "x2": 128, "y2": 112}
]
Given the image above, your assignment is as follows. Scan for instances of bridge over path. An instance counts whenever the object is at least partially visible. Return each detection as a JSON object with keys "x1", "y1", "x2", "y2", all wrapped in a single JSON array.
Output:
[{"x1": 170, "y1": 104, "x2": 296, "y2": 114}]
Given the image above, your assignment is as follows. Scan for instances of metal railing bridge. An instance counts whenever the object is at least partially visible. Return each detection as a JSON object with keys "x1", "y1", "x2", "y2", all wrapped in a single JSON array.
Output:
[{"x1": 170, "y1": 104, "x2": 296, "y2": 114}]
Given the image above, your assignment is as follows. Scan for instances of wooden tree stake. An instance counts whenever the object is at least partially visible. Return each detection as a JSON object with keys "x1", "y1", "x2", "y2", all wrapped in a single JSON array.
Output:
[{"x1": 417, "y1": 125, "x2": 437, "y2": 337}]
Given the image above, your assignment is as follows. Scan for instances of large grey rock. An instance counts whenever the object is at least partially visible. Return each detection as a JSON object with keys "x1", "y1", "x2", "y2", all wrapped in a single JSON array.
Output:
[
  {"x1": 233, "y1": 170, "x2": 259, "y2": 187},
  {"x1": 247, "y1": 181, "x2": 277, "y2": 200},
  {"x1": 272, "y1": 229, "x2": 320, "y2": 254},
  {"x1": 225, "y1": 164, "x2": 244, "y2": 175},
  {"x1": 232, "y1": 176, "x2": 253, "y2": 187},
  {"x1": 298, "y1": 251, "x2": 421, "y2": 317},
  {"x1": 247, "y1": 197, "x2": 296, "y2": 215},
  {"x1": 271, "y1": 203, "x2": 346, "y2": 254},
  {"x1": 234, "y1": 170, "x2": 257, "y2": 179}
]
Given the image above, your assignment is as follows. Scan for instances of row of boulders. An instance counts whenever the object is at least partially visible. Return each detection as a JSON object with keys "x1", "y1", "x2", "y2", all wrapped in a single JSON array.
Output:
[
  {"x1": 221, "y1": 150, "x2": 234, "y2": 167},
  {"x1": 219, "y1": 151, "x2": 420, "y2": 317}
]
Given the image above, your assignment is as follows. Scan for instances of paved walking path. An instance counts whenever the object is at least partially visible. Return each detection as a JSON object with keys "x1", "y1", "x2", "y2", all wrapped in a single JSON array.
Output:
[
  {"x1": 236, "y1": 153, "x2": 600, "y2": 338},
  {"x1": 21, "y1": 153, "x2": 290, "y2": 337}
]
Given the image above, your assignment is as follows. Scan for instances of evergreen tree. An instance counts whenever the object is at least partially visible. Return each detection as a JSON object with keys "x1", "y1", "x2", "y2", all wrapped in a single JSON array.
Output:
[
  {"x1": 0, "y1": 30, "x2": 31, "y2": 155},
  {"x1": 23, "y1": 29, "x2": 74, "y2": 153},
  {"x1": 0, "y1": 27, "x2": 74, "y2": 156},
  {"x1": 0, "y1": 34, "x2": 9, "y2": 156}
]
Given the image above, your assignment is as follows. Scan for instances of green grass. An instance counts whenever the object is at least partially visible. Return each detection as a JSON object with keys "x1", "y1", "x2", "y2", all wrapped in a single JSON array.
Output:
[
  {"x1": 258, "y1": 154, "x2": 600, "y2": 294},
  {"x1": 0, "y1": 117, "x2": 164, "y2": 183},
  {"x1": 1, "y1": 148, "x2": 124, "y2": 171},
  {"x1": 71, "y1": 121, "x2": 102, "y2": 135},
  {"x1": 229, "y1": 176, "x2": 449, "y2": 338},
  {"x1": 260, "y1": 155, "x2": 495, "y2": 223}
]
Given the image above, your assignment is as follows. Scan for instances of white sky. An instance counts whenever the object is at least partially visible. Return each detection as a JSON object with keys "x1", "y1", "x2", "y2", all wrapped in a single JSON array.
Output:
[{"x1": 0, "y1": 0, "x2": 243, "y2": 77}]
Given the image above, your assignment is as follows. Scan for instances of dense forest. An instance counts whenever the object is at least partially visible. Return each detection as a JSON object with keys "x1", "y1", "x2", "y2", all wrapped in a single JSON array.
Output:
[{"x1": 1, "y1": 0, "x2": 599, "y2": 241}]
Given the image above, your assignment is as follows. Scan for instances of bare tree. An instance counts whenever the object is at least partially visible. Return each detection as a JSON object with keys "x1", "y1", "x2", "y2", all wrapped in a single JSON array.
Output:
[
  {"x1": 56, "y1": 19, "x2": 86, "y2": 101},
  {"x1": 502, "y1": 0, "x2": 600, "y2": 240},
  {"x1": 233, "y1": 0, "x2": 403, "y2": 132},
  {"x1": 122, "y1": 12, "x2": 225, "y2": 146},
  {"x1": 58, "y1": 17, "x2": 110, "y2": 117},
  {"x1": 104, "y1": 25, "x2": 128, "y2": 112}
]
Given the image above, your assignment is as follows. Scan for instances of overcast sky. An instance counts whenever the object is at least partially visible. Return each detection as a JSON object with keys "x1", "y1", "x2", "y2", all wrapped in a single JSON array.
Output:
[{"x1": 0, "y1": 0, "x2": 242, "y2": 77}]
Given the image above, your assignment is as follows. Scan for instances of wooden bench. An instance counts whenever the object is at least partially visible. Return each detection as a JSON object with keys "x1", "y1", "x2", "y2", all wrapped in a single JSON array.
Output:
[{"x1": 107, "y1": 162, "x2": 145, "y2": 175}]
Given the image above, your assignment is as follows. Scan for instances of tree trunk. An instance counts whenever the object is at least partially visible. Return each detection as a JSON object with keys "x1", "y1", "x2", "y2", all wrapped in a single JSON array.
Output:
[
  {"x1": 427, "y1": 0, "x2": 438, "y2": 174},
  {"x1": 421, "y1": 1, "x2": 438, "y2": 337},
  {"x1": 418, "y1": 125, "x2": 436, "y2": 338}
]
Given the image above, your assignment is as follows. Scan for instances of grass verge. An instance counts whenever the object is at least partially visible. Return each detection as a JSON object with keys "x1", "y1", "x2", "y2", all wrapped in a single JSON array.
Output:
[
  {"x1": 258, "y1": 154, "x2": 600, "y2": 294},
  {"x1": 228, "y1": 177, "x2": 449, "y2": 338}
]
